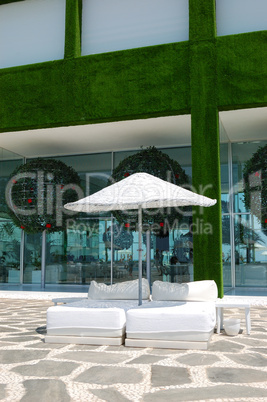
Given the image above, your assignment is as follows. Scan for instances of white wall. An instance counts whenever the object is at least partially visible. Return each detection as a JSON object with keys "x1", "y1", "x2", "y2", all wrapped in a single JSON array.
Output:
[
  {"x1": 81, "y1": 0, "x2": 189, "y2": 56},
  {"x1": 0, "y1": 0, "x2": 66, "y2": 69},
  {"x1": 216, "y1": 0, "x2": 267, "y2": 36}
]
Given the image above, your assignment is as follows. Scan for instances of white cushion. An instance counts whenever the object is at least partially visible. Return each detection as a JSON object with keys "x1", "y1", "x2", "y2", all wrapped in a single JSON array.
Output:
[
  {"x1": 88, "y1": 278, "x2": 150, "y2": 300},
  {"x1": 46, "y1": 302, "x2": 127, "y2": 337},
  {"x1": 126, "y1": 301, "x2": 216, "y2": 339},
  {"x1": 152, "y1": 280, "x2": 218, "y2": 302}
]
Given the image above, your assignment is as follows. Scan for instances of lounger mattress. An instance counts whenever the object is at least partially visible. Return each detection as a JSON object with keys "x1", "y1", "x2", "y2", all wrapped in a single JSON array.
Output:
[
  {"x1": 126, "y1": 301, "x2": 216, "y2": 341},
  {"x1": 47, "y1": 299, "x2": 145, "y2": 337}
]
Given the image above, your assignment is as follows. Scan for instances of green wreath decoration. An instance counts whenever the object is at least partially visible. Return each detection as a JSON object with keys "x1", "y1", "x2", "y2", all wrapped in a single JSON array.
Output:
[
  {"x1": 7, "y1": 158, "x2": 81, "y2": 234},
  {"x1": 243, "y1": 144, "x2": 267, "y2": 234},
  {"x1": 110, "y1": 146, "x2": 189, "y2": 235}
]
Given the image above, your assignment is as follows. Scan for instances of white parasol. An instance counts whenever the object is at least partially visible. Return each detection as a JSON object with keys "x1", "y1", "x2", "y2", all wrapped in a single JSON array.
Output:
[{"x1": 65, "y1": 172, "x2": 217, "y2": 305}]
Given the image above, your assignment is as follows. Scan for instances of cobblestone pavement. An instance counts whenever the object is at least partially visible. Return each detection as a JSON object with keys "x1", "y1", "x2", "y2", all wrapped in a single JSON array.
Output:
[{"x1": 0, "y1": 298, "x2": 266, "y2": 402}]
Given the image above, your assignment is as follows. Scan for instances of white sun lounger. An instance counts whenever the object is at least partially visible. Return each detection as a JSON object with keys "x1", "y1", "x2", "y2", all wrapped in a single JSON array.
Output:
[
  {"x1": 125, "y1": 280, "x2": 218, "y2": 350},
  {"x1": 45, "y1": 278, "x2": 150, "y2": 346},
  {"x1": 125, "y1": 300, "x2": 216, "y2": 349},
  {"x1": 46, "y1": 299, "x2": 140, "y2": 345}
]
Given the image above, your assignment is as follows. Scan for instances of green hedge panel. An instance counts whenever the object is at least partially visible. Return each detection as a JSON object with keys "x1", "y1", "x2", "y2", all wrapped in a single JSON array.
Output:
[
  {"x1": 191, "y1": 106, "x2": 223, "y2": 297},
  {"x1": 0, "y1": 43, "x2": 190, "y2": 132},
  {"x1": 189, "y1": 0, "x2": 223, "y2": 297},
  {"x1": 1, "y1": 32, "x2": 265, "y2": 132},
  {"x1": 189, "y1": 0, "x2": 216, "y2": 41},
  {"x1": 64, "y1": 0, "x2": 82, "y2": 59},
  {"x1": 190, "y1": 37, "x2": 223, "y2": 297},
  {"x1": 0, "y1": 1, "x2": 24, "y2": 5},
  {"x1": 217, "y1": 31, "x2": 267, "y2": 109},
  {"x1": 0, "y1": 31, "x2": 266, "y2": 131},
  {"x1": 190, "y1": 41, "x2": 217, "y2": 107}
]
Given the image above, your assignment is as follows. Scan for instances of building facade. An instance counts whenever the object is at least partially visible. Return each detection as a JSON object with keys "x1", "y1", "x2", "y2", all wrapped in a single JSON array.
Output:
[{"x1": 0, "y1": 0, "x2": 266, "y2": 296}]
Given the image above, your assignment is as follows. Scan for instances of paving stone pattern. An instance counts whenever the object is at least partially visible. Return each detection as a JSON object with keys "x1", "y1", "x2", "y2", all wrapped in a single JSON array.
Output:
[{"x1": 0, "y1": 299, "x2": 266, "y2": 401}]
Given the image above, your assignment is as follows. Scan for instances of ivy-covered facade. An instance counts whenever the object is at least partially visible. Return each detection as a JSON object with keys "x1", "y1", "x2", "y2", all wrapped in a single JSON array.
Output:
[{"x1": 0, "y1": 0, "x2": 266, "y2": 296}]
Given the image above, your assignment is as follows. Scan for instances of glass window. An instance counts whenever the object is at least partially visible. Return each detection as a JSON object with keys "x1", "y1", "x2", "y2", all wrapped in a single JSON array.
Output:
[
  {"x1": 160, "y1": 147, "x2": 192, "y2": 183},
  {"x1": 49, "y1": 153, "x2": 112, "y2": 197},
  {"x1": 0, "y1": 0, "x2": 65, "y2": 69},
  {"x1": 0, "y1": 149, "x2": 24, "y2": 284},
  {"x1": 114, "y1": 150, "x2": 139, "y2": 170},
  {"x1": 220, "y1": 143, "x2": 230, "y2": 207},
  {"x1": 221, "y1": 213, "x2": 232, "y2": 287},
  {"x1": 234, "y1": 214, "x2": 267, "y2": 287},
  {"x1": 46, "y1": 219, "x2": 113, "y2": 285},
  {"x1": 114, "y1": 147, "x2": 192, "y2": 182},
  {"x1": 113, "y1": 217, "x2": 193, "y2": 285},
  {"x1": 231, "y1": 141, "x2": 267, "y2": 289},
  {"x1": 0, "y1": 159, "x2": 24, "y2": 220},
  {"x1": 113, "y1": 146, "x2": 193, "y2": 285},
  {"x1": 165, "y1": 215, "x2": 194, "y2": 283},
  {"x1": 216, "y1": 0, "x2": 267, "y2": 37},
  {"x1": 112, "y1": 222, "x2": 139, "y2": 283},
  {"x1": 43, "y1": 153, "x2": 113, "y2": 285},
  {"x1": 220, "y1": 139, "x2": 232, "y2": 288},
  {"x1": 23, "y1": 232, "x2": 42, "y2": 284},
  {"x1": 82, "y1": 0, "x2": 189, "y2": 56},
  {"x1": 54, "y1": 153, "x2": 112, "y2": 173},
  {"x1": 45, "y1": 231, "x2": 67, "y2": 284},
  {"x1": 0, "y1": 220, "x2": 21, "y2": 284},
  {"x1": 232, "y1": 141, "x2": 267, "y2": 214}
]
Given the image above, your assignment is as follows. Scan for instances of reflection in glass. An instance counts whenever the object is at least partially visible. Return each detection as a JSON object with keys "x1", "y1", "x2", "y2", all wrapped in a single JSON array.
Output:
[
  {"x1": 23, "y1": 233, "x2": 42, "y2": 284},
  {"x1": 0, "y1": 149, "x2": 24, "y2": 220},
  {"x1": 160, "y1": 147, "x2": 192, "y2": 183},
  {"x1": 220, "y1": 143, "x2": 229, "y2": 206},
  {"x1": 221, "y1": 214, "x2": 232, "y2": 287},
  {"x1": 235, "y1": 214, "x2": 267, "y2": 287},
  {"x1": 45, "y1": 231, "x2": 66, "y2": 284},
  {"x1": 232, "y1": 142, "x2": 267, "y2": 214},
  {"x1": 113, "y1": 147, "x2": 194, "y2": 285},
  {"x1": 43, "y1": 215, "x2": 196, "y2": 286},
  {"x1": 150, "y1": 215, "x2": 194, "y2": 284},
  {"x1": 0, "y1": 220, "x2": 21, "y2": 283},
  {"x1": 232, "y1": 141, "x2": 267, "y2": 288},
  {"x1": 5, "y1": 143, "x2": 267, "y2": 291},
  {"x1": 46, "y1": 219, "x2": 113, "y2": 285},
  {"x1": 0, "y1": 148, "x2": 24, "y2": 284}
]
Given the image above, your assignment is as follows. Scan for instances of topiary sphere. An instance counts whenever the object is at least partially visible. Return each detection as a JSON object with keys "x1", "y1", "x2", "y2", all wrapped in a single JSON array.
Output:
[
  {"x1": 7, "y1": 158, "x2": 81, "y2": 234},
  {"x1": 110, "y1": 146, "x2": 189, "y2": 234},
  {"x1": 243, "y1": 144, "x2": 267, "y2": 233}
]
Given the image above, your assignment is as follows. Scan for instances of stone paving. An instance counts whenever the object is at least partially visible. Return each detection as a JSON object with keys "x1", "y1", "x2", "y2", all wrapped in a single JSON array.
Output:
[{"x1": 0, "y1": 298, "x2": 266, "y2": 401}]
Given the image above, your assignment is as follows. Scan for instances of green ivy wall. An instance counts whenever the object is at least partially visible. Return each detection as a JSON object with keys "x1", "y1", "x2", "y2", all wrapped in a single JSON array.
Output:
[{"x1": 0, "y1": 0, "x2": 266, "y2": 297}]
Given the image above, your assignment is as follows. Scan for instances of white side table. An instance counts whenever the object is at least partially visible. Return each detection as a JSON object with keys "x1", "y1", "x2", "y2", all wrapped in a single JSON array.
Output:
[{"x1": 215, "y1": 300, "x2": 251, "y2": 335}]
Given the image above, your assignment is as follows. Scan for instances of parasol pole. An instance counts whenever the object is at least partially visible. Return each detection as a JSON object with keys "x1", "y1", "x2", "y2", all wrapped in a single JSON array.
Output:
[{"x1": 138, "y1": 205, "x2": 142, "y2": 306}]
